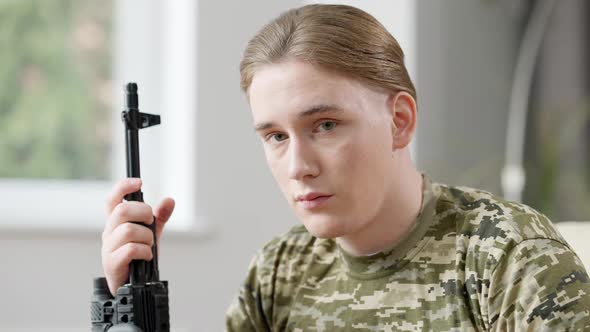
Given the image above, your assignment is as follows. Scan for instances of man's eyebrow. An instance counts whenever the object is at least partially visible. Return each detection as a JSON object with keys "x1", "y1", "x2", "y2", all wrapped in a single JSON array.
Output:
[
  {"x1": 254, "y1": 104, "x2": 343, "y2": 132},
  {"x1": 299, "y1": 104, "x2": 343, "y2": 117}
]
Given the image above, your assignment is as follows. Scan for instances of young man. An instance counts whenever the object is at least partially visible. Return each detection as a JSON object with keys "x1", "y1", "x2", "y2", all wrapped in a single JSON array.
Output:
[{"x1": 101, "y1": 4, "x2": 590, "y2": 331}]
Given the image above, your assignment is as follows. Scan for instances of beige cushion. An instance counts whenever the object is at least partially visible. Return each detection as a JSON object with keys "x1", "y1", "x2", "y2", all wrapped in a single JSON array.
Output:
[{"x1": 555, "y1": 221, "x2": 590, "y2": 270}]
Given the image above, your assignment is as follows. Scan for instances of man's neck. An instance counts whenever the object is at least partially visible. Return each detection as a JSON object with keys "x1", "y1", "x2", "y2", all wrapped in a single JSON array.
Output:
[{"x1": 336, "y1": 167, "x2": 423, "y2": 256}]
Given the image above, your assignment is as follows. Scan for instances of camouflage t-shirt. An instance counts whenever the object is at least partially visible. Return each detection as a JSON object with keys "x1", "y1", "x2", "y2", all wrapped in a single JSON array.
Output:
[{"x1": 226, "y1": 176, "x2": 590, "y2": 331}]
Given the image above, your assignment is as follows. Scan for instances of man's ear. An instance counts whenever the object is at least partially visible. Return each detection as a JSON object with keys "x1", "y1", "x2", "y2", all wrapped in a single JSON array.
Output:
[{"x1": 387, "y1": 91, "x2": 417, "y2": 150}]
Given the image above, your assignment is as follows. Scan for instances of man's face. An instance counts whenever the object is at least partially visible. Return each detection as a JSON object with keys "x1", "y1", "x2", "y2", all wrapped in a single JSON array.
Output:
[{"x1": 249, "y1": 60, "x2": 397, "y2": 239}]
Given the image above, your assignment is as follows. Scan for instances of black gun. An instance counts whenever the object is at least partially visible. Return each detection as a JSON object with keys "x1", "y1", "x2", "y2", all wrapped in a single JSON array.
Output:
[{"x1": 91, "y1": 83, "x2": 170, "y2": 332}]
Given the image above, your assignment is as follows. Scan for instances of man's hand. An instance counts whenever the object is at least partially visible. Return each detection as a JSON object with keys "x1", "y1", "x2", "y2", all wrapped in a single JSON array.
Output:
[{"x1": 101, "y1": 178, "x2": 175, "y2": 296}]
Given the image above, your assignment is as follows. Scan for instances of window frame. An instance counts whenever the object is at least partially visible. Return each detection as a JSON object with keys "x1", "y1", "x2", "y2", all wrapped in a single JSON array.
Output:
[{"x1": 1, "y1": 0, "x2": 205, "y2": 234}]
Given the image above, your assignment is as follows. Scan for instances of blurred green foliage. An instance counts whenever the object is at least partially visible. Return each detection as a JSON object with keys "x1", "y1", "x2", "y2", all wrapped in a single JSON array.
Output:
[{"x1": 0, "y1": 0, "x2": 112, "y2": 179}]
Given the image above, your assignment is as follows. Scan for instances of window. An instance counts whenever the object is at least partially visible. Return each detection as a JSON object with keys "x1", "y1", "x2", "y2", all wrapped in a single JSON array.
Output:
[{"x1": 0, "y1": 0, "x2": 201, "y2": 232}]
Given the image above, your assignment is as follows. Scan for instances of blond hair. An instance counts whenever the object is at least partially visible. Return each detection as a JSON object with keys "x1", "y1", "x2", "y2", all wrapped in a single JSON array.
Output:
[{"x1": 239, "y1": 4, "x2": 416, "y2": 102}]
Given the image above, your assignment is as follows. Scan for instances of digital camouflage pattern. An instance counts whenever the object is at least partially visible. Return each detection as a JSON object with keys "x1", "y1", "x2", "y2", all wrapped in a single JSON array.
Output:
[{"x1": 226, "y1": 176, "x2": 590, "y2": 331}]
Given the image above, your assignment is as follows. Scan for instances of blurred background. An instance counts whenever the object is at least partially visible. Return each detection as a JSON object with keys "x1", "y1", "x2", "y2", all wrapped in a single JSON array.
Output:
[{"x1": 0, "y1": 0, "x2": 588, "y2": 330}]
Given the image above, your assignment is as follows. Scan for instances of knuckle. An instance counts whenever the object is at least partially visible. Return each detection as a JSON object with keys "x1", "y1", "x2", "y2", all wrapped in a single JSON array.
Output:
[
  {"x1": 111, "y1": 203, "x2": 123, "y2": 218},
  {"x1": 113, "y1": 203, "x2": 129, "y2": 221},
  {"x1": 107, "y1": 182, "x2": 124, "y2": 203},
  {"x1": 124, "y1": 242, "x2": 139, "y2": 259},
  {"x1": 117, "y1": 178, "x2": 129, "y2": 191},
  {"x1": 141, "y1": 204, "x2": 153, "y2": 223},
  {"x1": 121, "y1": 222, "x2": 136, "y2": 239}
]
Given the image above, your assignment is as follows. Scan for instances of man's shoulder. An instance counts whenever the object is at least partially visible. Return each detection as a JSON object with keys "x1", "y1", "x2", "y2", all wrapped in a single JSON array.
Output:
[{"x1": 431, "y1": 181, "x2": 569, "y2": 252}]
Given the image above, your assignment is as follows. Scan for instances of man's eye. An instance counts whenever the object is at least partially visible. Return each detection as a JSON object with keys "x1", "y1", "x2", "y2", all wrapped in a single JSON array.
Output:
[
  {"x1": 268, "y1": 133, "x2": 288, "y2": 142},
  {"x1": 317, "y1": 121, "x2": 337, "y2": 132}
]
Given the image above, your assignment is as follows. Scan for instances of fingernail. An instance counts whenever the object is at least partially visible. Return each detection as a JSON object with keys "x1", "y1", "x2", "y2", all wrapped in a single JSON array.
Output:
[{"x1": 131, "y1": 178, "x2": 141, "y2": 186}]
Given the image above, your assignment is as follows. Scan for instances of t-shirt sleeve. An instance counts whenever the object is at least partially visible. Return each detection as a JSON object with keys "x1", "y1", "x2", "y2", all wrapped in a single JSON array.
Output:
[
  {"x1": 225, "y1": 250, "x2": 274, "y2": 332},
  {"x1": 488, "y1": 238, "x2": 590, "y2": 331}
]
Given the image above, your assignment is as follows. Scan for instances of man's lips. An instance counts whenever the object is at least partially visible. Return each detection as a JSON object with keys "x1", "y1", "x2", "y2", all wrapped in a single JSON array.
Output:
[
  {"x1": 295, "y1": 193, "x2": 333, "y2": 209},
  {"x1": 295, "y1": 192, "x2": 331, "y2": 201}
]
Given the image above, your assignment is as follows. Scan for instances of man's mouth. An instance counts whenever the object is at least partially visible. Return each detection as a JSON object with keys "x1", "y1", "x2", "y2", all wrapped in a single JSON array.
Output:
[{"x1": 295, "y1": 193, "x2": 333, "y2": 209}]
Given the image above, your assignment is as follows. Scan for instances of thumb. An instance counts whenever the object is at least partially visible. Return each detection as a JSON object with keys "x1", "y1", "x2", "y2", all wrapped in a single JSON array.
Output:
[{"x1": 154, "y1": 197, "x2": 175, "y2": 242}]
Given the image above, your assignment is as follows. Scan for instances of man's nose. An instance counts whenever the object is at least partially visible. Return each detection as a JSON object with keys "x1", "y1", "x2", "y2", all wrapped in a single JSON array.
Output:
[{"x1": 288, "y1": 138, "x2": 319, "y2": 180}]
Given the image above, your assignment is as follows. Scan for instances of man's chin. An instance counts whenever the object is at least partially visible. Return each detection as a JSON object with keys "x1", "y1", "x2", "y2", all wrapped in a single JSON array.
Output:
[{"x1": 301, "y1": 218, "x2": 345, "y2": 239}]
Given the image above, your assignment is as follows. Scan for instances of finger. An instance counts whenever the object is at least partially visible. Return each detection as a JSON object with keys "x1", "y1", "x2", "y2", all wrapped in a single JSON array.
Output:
[
  {"x1": 103, "y1": 201, "x2": 153, "y2": 237},
  {"x1": 103, "y1": 222, "x2": 154, "y2": 253},
  {"x1": 111, "y1": 242, "x2": 153, "y2": 266},
  {"x1": 154, "y1": 197, "x2": 175, "y2": 241},
  {"x1": 103, "y1": 261, "x2": 128, "y2": 296},
  {"x1": 103, "y1": 242, "x2": 153, "y2": 295},
  {"x1": 105, "y1": 178, "x2": 142, "y2": 215},
  {"x1": 105, "y1": 268, "x2": 128, "y2": 297}
]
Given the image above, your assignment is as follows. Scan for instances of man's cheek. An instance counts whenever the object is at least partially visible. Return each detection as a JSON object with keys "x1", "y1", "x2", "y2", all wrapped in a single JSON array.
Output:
[{"x1": 266, "y1": 157, "x2": 284, "y2": 182}]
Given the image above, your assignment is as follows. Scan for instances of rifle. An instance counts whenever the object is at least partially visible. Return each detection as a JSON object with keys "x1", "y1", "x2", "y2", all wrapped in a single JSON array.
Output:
[{"x1": 91, "y1": 83, "x2": 170, "y2": 332}]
